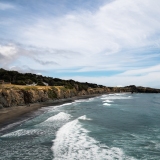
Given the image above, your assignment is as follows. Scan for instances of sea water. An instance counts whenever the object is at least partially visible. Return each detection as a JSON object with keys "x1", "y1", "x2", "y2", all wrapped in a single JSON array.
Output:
[{"x1": 0, "y1": 93, "x2": 160, "y2": 160}]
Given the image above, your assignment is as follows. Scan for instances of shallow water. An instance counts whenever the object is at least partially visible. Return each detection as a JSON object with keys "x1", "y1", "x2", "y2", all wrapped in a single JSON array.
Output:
[{"x1": 0, "y1": 93, "x2": 160, "y2": 159}]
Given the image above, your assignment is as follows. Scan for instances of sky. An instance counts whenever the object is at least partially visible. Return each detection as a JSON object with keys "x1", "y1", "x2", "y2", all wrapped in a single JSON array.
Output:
[{"x1": 0, "y1": 0, "x2": 160, "y2": 88}]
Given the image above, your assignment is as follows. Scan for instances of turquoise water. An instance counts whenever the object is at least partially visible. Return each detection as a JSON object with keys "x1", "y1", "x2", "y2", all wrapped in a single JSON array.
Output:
[{"x1": 0, "y1": 93, "x2": 160, "y2": 159}]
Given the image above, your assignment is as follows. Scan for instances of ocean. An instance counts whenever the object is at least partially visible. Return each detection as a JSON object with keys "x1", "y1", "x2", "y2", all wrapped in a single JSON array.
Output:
[{"x1": 0, "y1": 93, "x2": 160, "y2": 160}]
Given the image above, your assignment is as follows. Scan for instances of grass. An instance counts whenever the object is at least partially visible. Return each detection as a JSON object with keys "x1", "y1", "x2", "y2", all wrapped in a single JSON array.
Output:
[
  {"x1": 0, "y1": 84, "x2": 64, "y2": 93},
  {"x1": 0, "y1": 84, "x2": 56, "y2": 89}
]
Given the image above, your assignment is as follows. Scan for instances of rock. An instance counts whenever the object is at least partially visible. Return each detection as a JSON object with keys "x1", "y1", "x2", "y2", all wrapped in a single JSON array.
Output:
[{"x1": 0, "y1": 104, "x2": 3, "y2": 109}]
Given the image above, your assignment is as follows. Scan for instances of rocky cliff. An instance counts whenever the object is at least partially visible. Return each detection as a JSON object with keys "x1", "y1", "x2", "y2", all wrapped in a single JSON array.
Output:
[
  {"x1": 0, "y1": 85, "x2": 159, "y2": 108},
  {"x1": 0, "y1": 86, "x2": 109, "y2": 108}
]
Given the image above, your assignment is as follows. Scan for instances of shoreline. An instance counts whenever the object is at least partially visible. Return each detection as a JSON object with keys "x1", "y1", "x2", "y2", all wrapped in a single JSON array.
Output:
[{"x1": 0, "y1": 94, "x2": 103, "y2": 130}]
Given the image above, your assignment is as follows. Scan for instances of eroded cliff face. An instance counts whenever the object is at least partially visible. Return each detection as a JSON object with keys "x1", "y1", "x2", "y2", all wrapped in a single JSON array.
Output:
[
  {"x1": 0, "y1": 85, "x2": 160, "y2": 108},
  {"x1": 0, "y1": 89, "x2": 49, "y2": 108},
  {"x1": 0, "y1": 87, "x2": 109, "y2": 108}
]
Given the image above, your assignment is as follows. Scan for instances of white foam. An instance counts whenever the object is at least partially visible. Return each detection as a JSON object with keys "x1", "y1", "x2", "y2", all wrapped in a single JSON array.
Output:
[
  {"x1": 115, "y1": 93, "x2": 127, "y2": 96},
  {"x1": 52, "y1": 116, "x2": 134, "y2": 160},
  {"x1": 47, "y1": 103, "x2": 75, "y2": 113},
  {"x1": 60, "y1": 102, "x2": 74, "y2": 107},
  {"x1": 88, "y1": 98, "x2": 95, "y2": 101},
  {"x1": 78, "y1": 115, "x2": 92, "y2": 121},
  {"x1": 45, "y1": 112, "x2": 71, "y2": 122},
  {"x1": 101, "y1": 94, "x2": 108, "y2": 97},
  {"x1": 1, "y1": 129, "x2": 42, "y2": 137},
  {"x1": 36, "y1": 112, "x2": 72, "y2": 128},
  {"x1": 75, "y1": 98, "x2": 95, "y2": 103},
  {"x1": 0, "y1": 118, "x2": 30, "y2": 132},
  {"x1": 76, "y1": 100, "x2": 84, "y2": 103},
  {"x1": 75, "y1": 99, "x2": 88, "y2": 103},
  {"x1": 101, "y1": 96, "x2": 132, "y2": 100},
  {"x1": 103, "y1": 103, "x2": 111, "y2": 106},
  {"x1": 103, "y1": 100, "x2": 113, "y2": 103},
  {"x1": 101, "y1": 93, "x2": 132, "y2": 100}
]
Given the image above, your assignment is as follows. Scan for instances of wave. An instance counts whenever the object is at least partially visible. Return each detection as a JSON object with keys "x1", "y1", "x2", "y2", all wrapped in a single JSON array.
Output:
[
  {"x1": 103, "y1": 100, "x2": 113, "y2": 103},
  {"x1": 45, "y1": 112, "x2": 71, "y2": 122},
  {"x1": 1, "y1": 129, "x2": 43, "y2": 138},
  {"x1": 78, "y1": 115, "x2": 92, "y2": 121},
  {"x1": 52, "y1": 116, "x2": 134, "y2": 160},
  {"x1": 30, "y1": 112, "x2": 72, "y2": 129},
  {"x1": 101, "y1": 96, "x2": 132, "y2": 100},
  {"x1": 75, "y1": 99, "x2": 87, "y2": 103},
  {"x1": 116, "y1": 93, "x2": 128, "y2": 96},
  {"x1": 60, "y1": 102, "x2": 74, "y2": 107},
  {"x1": 37, "y1": 112, "x2": 71, "y2": 128},
  {"x1": 0, "y1": 118, "x2": 30, "y2": 133},
  {"x1": 101, "y1": 94, "x2": 107, "y2": 97},
  {"x1": 75, "y1": 98, "x2": 95, "y2": 103},
  {"x1": 103, "y1": 103, "x2": 111, "y2": 106},
  {"x1": 2, "y1": 112, "x2": 72, "y2": 138},
  {"x1": 101, "y1": 93, "x2": 132, "y2": 100}
]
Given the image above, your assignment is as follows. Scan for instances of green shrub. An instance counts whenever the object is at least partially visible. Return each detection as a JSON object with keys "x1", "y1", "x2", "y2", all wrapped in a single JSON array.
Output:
[
  {"x1": 48, "y1": 89, "x2": 57, "y2": 99},
  {"x1": 37, "y1": 81, "x2": 45, "y2": 86},
  {"x1": 51, "y1": 86, "x2": 58, "y2": 91},
  {"x1": 64, "y1": 84, "x2": 74, "y2": 89}
]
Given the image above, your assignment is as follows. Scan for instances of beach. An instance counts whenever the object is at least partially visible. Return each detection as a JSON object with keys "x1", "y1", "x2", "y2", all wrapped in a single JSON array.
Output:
[{"x1": 0, "y1": 94, "x2": 101, "y2": 129}]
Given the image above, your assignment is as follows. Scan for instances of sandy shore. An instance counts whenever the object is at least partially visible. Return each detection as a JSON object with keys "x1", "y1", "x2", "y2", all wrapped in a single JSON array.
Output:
[{"x1": 0, "y1": 94, "x2": 102, "y2": 129}]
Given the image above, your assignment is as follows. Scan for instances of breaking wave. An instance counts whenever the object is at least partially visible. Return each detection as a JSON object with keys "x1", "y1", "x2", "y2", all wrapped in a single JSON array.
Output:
[
  {"x1": 45, "y1": 112, "x2": 71, "y2": 122},
  {"x1": 101, "y1": 95, "x2": 132, "y2": 100},
  {"x1": 103, "y1": 103, "x2": 112, "y2": 106},
  {"x1": 52, "y1": 116, "x2": 134, "y2": 160},
  {"x1": 103, "y1": 100, "x2": 113, "y2": 103},
  {"x1": 1, "y1": 129, "x2": 43, "y2": 138}
]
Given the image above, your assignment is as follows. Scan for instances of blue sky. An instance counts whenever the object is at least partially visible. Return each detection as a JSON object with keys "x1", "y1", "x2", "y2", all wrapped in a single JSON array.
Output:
[{"x1": 0, "y1": 0, "x2": 160, "y2": 88}]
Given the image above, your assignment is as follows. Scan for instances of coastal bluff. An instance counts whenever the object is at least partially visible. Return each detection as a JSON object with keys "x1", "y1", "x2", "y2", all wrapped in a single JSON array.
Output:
[
  {"x1": 0, "y1": 85, "x2": 160, "y2": 108},
  {"x1": 0, "y1": 85, "x2": 108, "y2": 108}
]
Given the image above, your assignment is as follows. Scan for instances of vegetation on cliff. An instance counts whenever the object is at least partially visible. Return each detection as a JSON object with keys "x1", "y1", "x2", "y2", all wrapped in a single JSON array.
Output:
[{"x1": 0, "y1": 68, "x2": 104, "y2": 91}]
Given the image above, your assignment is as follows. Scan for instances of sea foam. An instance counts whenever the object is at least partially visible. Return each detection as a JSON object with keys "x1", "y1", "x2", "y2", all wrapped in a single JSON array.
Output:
[
  {"x1": 45, "y1": 112, "x2": 71, "y2": 122},
  {"x1": 35, "y1": 112, "x2": 72, "y2": 128},
  {"x1": 101, "y1": 95, "x2": 132, "y2": 100},
  {"x1": 52, "y1": 116, "x2": 134, "y2": 160},
  {"x1": 103, "y1": 100, "x2": 113, "y2": 103},
  {"x1": 78, "y1": 115, "x2": 92, "y2": 121},
  {"x1": 103, "y1": 103, "x2": 111, "y2": 106},
  {"x1": 75, "y1": 98, "x2": 94, "y2": 103},
  {"x1": 60, "y1": 102, "x2": 74, "y2": 107},
  {"x1": 1, "y1": 129, "x2": 43, "y2": 138}
]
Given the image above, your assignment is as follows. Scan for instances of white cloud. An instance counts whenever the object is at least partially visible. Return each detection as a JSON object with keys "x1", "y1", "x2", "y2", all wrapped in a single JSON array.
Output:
[
  {"x1": 120, "y1": 65, "x2": 160, "y2": 76},
  {"x1": 0, "y1": 44, "x2": 17, "y2": 57}
]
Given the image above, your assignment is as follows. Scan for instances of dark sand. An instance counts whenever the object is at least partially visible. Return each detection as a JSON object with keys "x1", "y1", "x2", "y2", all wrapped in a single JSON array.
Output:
[{"x1": 0, "y1": 94, "x2": 102, "y2": 130}]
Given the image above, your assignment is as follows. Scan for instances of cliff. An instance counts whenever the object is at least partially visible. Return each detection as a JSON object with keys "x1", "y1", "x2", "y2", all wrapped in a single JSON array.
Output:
[
  {"x1": 0, "y1": 85, "x2": 159, "y2": 109},
  {"x1": 0, "y1": 85, "x2": 109, "y2": 108}
]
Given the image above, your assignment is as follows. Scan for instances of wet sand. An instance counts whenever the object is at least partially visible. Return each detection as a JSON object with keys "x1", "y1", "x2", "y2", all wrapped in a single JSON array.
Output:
[{"x1": 0, "y1": 94, "x2": 102, "y2": 129}]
